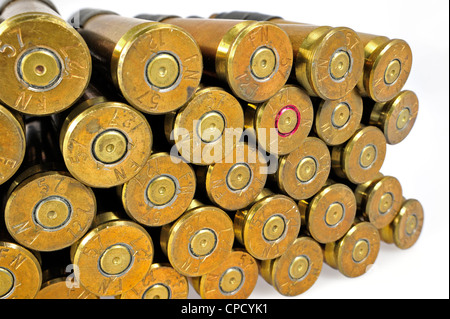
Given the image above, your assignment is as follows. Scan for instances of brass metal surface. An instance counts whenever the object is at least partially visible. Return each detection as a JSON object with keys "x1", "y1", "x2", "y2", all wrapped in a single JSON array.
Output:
[
  {"x1": 191, "y1": 250, "x2": 258, "y2": 299},
  {"x1": 81, "y1": 13, "x2": 202, "y2": 114},
  {"x1": 60, "y1": 96, "x2": 153, "y2": 188},
  {"x1": 121, "y1": 152, "x2": 196, "y2": 227},
  {"x1": 160, "y1": 201, "x2": 234, "y2": 277},
  {"x1": 380, "y1": 198, "x2": 424, "y2": 249},
  {"x1": 0, "y1": 0, "x2": 91, "y2": 115},
  {"x1": 5, "y1": 170, "x2": 96, "y2": 252},
  {"x1": 200, "y1": 142, "x2": 267, "y2": 211},
  {"x1": 165, "y1": 86, "x2": 243, "y2": 165},
  {"x1": 314, "y1": 90, "x2": 363, "y2": 146},
  {"x1": 234, "y1": 189, "x2": 301, "y2": 260},
  {"x1": 357, "y1": 34, "x2": 412, "y2": 103},
  {"x1": 0, "y1": 104, "x2": 25, "y2": 186},
  {"x1": 35, "y1": 276, "x2": 99, "y2": 299},
  {"x1": 0, "y1": 241, "x2": 42, "y2": 299},
  {"x1": 274, "y1": 136, "x2": 330, "y2": 200},
  {"x1": 355, "y1": 174, "x2": 403, "y2": 229},
  {"x1": 244, "y1": 84, "x2": 314, "y2": 155},
  {"x1": 70, "y1": 215, "x2": 154, "y2": 297},
  {"x1": 324, "y1": 221, "x2": 380, "y2": 278},
  {"x1": 298, "y1": 183, "x2": 356, "y2": 244},
  {"x1": 331, "y1": 126, "x2": 386, "y2": 184},
  {"x1": 368, "y1": 90, "x2": 419, "y2": 145},
  {"x1": 260, "y1": 236, "x2": 323, "y2": 296}
]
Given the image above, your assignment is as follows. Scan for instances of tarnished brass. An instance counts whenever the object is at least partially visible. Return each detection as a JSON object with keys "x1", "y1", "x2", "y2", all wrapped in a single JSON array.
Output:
[
  {"x1": 356, "y1": 33, "x2": 412, "y2": 102},
  {"x1": 324, "y1": 221, "x2": 380, "y2": 278},
  {"x1": 59, "y1": 86, "x2": 153, "y2": 188},
  {"x1": 380, "y1": 198, "x2": 424, "y2": 249},
  {"x1": 211, "y1": 11, "x2": 364, "y2": 100},
  {"x1": 0, "y1": 240, "x2": 42, "y2": 299},
  {"x1": 314, "y1": 90, "x2": 363, "y2": 146},
  {"x1": 365, "y1": 90, "x2": 419, "y2": 145},
  {"x1": 120, "y1": 263, "x2": 189, "y2": 299},
  {"x1": 0, "y1": 104, "x2": 25, "y2": 186},
  {"x1": 138, "y1": 16, "x2": 293, "y2": 103},
  {"x1": 298, "y1": 182, "x2": 356, "y2": 244},
  {"x1": 260, "y1": 236, "x2": 323, "y2": 296},
  {"x1": 196, "y1": 142, "x2": 267, "y2": 211},
  {"x1": 355, "y1": 173, "x2": 403, "y2": 229},
  {"x1": 164, "y1": 86, "x2": 243, "y2": 165},
  {"x1": 71, "y1": 9, "x2": 202, "y2": 114},
  {"x1": 331, "y1": 126, "x2": 386, "y2": 184},
  {"x1": 191, "y1": 250, "x2": 258, "y2": 299},
  {"x1": 0, "y1": 0, "x2": 91, "y2": 115},
  {"x1": 272, "y1": 137, "x2": 330, "y2": 200},
  {"x1": 70, "y1": 211, "x2": 154, "y2": 297},
  {"x1": 121, "y1": 152, "x2": 196, "y2": 227},
  {"x1": 243, "y1": 84, "x2": 314, "y2": 155},
  {"x1": 234, "y1": 189, "x2": 301, "y2": 260},
  {"x1": 160, "y1": 199, "x2": 234, "y2": 277}
]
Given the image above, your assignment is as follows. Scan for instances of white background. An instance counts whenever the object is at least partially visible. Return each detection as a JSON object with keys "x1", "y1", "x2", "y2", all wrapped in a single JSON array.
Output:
[{"x1": 52, "y1": 0, "x2": 449, "y2": 299}]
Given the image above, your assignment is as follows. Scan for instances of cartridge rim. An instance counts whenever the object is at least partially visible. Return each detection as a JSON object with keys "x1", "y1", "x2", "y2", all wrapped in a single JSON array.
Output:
[
  {"x1": 0, "y1": 105, "x2": 26, "y2": 186},
  {"x1": 238, "y1": 194, "x2": 301, "y2": 260},
  {"x1": 262, "y1": 237, "x2": 323, "y2": 296},
  {"x1": 72, "y1": 220, "x2": 154, "y2": 297},
  {"x1": 205, "y1": 143, "x2": 267, "y2": 211},
  {"x1": 254, "y1": 85, "x2": 313, "y2": 155},
  {"x1": 365, "y1": 39, "x2": 412, "y2": 102},
  {"x1": 5, "y1": 171, "x2": 96, "y2": 252},
  {"x1": 112, "y1": 23, "x2": 202, "y2": 114},
  {"x1": 170, "y1": 87, "x2": 243, "y2": 165},
  {"x1": 164, "y1": 206, "x2": 234, "y2": 277},
  {"x1": 335, "y1": 222, "x2": 380, "y2": 278},
  {"x1": 297, "y1": 27, "x2": 364, "y2": 100},
  {"x1": 341, "y1": 126, "x2": 387, "y2": 184},
  {"x1": 196, "y1": 250, "x2": 258, "y2": 299},
  {"x1": 0, "y1": 241, "x2": 42, "y2": 299},
  {"x1": 277, "y1": 137, "x2": 331, "y2": 200},
  {"x1": 0, "y1": 13, "x2": 91, "y2": 115},
  {"x1": 315, "y1": 90, "x2": 363, "y2": 146},
  {"x1": 219, "y1": 21, "x2": 293, "y2": 103},
  {"x1": 393, "y1": 199, "x2": 424, "y2": 249},
  {"x1": 35, "y1": 277, "x2": 99, "y2": 299},
  {"x1": 61, "y1": 101, "x2": 152, "y2": 188},
  {"x1": 307, "y1": 183, "x2": 356, "y2": 244},
  {"x1": 364, "y1": 176, "x2": 403, "y2": 229}
]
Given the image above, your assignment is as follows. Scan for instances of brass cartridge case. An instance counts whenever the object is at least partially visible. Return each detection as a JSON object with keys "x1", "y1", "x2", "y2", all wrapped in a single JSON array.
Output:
[
  {"x1": 191, "y1": 249, "x2": 258, "y2": 299},
  {"x1": 138, "y1": 15, "x2": 293, "y2": 103},
  {"x1": 380, "y1": 198, "x2": 424, "y2": 249},
  {"x1": 59, "y1": 85, "x2": 153, "y2": 188},
  {"x1": 4, "y1": 117, "x2": 97, "y2": 252},
  {"x1": 119, "y1": 263, "x2": 189, "y2": 299},
  {"x1": 121, "y1": 152, "x2": 196, "y2": 227},
  {"x1": 70, "y1": 210, "x2": 154, "y2": 297},
  {"x1": 211, "y1": 11, "x2": 365, "y2": 101},
  {"x1": 71, "y1": 9, "x2": 202, "y2": 115},
  {"x1": 160, "y1": 199, "x2": 234, "y2": 277},
  {"x1": 271, "y1": 136, "x2": 331, "y2": 200},
  {"x1": 331, "y1": 126, "x2": 386, "y2": 184},
  {"x1": 324, "y1": 221, "x2": 380, "y2": 278},
  {"x1": 0, "y1": 104, "x2": 25, "y2": 186},
  {"x1": 234, "y1": 189, "x2": 301, "y2": 260},
  {"x1": 313, "y1": 89, "x2": 363, "y2": 146},
  {"x1": 259, "y1": 236, "x2": 323, "y2": 296},
  {"x1": 0, "y1": 0, "x2": 91, "y2": 115},
  {"x1": 354, "y1": 173, "x2": 403, "y2": 229},
  {"x1": 363, "y1": 90, "x2": 419, "y2": 145},
  {"x1": 196, "y1": 142, "x2": 267, "y2": 211},
  {"x1": 298, "y1": 181, "x2": 356, "y2": 244},
  {"x1": 243, "y1": 84, "x2": 314, "y2": 156},
  {"x1": 164, "y1": 86, "x2": 243, "y2": 166}
]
